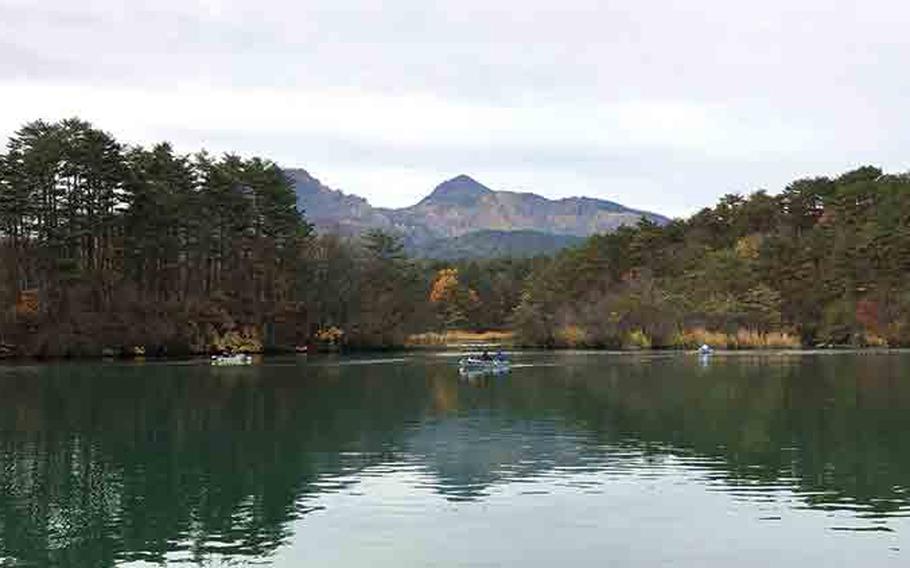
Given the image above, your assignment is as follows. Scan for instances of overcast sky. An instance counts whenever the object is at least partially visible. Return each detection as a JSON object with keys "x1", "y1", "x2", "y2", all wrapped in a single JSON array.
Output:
[{"x1": 1, "y1": 0, "x2": 908, "y2": 217}]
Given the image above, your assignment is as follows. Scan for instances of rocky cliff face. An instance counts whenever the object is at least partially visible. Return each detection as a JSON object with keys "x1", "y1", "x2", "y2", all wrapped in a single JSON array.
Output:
[
  {"x1": 288, "y1": 168, "x2": 395, "y2": 235},
  {"x1": 285, "y1": 169, "x2": 668, "y2": 257},
  {"x1": 387, "y1": 174, "x2": 666, "y2": 240}
]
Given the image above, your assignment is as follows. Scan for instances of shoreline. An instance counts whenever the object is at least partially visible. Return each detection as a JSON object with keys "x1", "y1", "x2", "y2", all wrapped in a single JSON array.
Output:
[{"x1": 1, "y1": 343, "x2": 906, "y2": 364}]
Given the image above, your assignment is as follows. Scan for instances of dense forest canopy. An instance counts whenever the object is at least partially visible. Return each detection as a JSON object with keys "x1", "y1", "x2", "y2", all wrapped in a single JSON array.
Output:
[
  {"x1": 0, "y1": 119, "x2": 537, "y2": 356},
  {"x1": 1, "y1": 118, "x2": 908, "y2": 356},
  {"x1": 514, "y1": 165, "x2": 910, "y2": 348}
]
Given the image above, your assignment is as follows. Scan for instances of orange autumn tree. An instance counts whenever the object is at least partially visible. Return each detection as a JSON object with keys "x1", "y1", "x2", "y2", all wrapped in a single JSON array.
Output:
[{"x1": 429, "y1": 268, "x2": 479, "y2": 330}]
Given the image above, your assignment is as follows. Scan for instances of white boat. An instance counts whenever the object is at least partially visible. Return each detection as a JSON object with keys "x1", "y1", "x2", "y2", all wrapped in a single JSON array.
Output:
[
  {"x1": 211, "y1": 353, "x2": 253, "y2": 366},
  {"x1": 697, "y1": 344, "x2": 714, "y2": 355},
  {"x1": 458, "y1": 357, "x2": 511, "y2": 375}
]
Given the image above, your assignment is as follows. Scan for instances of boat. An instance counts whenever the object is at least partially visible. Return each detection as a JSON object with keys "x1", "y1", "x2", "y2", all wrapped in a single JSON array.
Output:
[
  {"x1": 211, "y1": 353, "x2": 253, "y2": 366},
  {"x1": 458, "y1": 356, "x2": 511, "y2": 376},
  {"x1": 697, "y1": 344, "x2": 714, "y2": 355}
]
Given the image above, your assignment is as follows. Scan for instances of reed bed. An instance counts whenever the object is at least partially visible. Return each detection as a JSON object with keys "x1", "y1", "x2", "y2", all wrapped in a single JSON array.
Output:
[
  {"x1": 673, "y1": 327, "x2": 801, "y2": 349},
  {"x1": 406, "y1": 330, "x2": 515, "y2": 347}
]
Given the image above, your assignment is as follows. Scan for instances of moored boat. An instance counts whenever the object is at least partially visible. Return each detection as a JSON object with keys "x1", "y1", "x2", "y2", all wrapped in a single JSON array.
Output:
[{"x1": 211, "y1": 353, "x2": 253, "y2": 366}]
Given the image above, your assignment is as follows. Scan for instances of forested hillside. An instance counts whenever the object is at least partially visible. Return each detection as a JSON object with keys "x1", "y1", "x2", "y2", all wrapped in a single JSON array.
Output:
[
  {"x1": 0, "y1": 119, "x2": 427, "y2": 355},
  {"x1": 513, "y1": 166, "x2": 910, "y2": 348},
  {"x1": 0, "y1": 119, "x2": 533, "y2": 356},
  {"x1": 415, "y1": 230, "x2": 585, "y2": 260},
  {"x1": 1, "y1": 118, "x2": 908, "y2": 356}
]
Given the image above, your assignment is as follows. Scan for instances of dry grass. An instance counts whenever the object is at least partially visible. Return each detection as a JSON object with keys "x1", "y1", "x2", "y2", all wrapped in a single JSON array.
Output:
[
  {"x1": 674, "y1": 327, "x2": 800, "y2": 349},
  {"x1": 409, "y1": 326, "x2": 803, "y2": 350},
  {"x1": 406, "y1": 330, "x2": 515, "y2": 347}
]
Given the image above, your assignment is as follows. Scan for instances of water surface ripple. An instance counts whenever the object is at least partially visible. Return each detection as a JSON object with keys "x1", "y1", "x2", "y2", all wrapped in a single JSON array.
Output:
[{"x1": 0, "y1": 352, "x2": 909, "y2": 565}]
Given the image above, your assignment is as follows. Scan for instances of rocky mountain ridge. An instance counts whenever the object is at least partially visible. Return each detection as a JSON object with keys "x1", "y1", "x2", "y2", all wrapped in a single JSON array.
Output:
[{"x1": 286, "y1": 169, "x2": 669, "y2": 257}]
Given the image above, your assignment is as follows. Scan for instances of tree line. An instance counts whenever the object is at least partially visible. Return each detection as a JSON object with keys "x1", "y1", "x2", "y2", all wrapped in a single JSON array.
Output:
[
  {"x1": 2, "y1": 118, "x2": 908, "y2": 355},
  {"x1": 513, "y1": 166, "x2": 910, "y2": 348},
  {"x1": 0, "y1": 118, "x2": 538, "y2": 357},
  {"x1": 0, "y1": 120, "x2": 410, "y2": 355}
]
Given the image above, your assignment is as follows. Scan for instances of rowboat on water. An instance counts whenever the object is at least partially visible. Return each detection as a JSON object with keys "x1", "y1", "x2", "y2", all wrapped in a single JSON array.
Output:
[
  {"x1": 211, "y1": 353, "x2": 253, "y2": 366},
  {"x1": 458, "y1": 355, "x2": 511, "y2": 376}
]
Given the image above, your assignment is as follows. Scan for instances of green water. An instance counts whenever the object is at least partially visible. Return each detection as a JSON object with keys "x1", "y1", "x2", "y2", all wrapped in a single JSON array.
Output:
[{"x1": 1, "y1": 351, "x2": 910, "y2": 566}]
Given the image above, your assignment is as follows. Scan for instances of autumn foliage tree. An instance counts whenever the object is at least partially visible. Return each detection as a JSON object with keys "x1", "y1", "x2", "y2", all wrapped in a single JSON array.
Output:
[{"x1": 429, "y1": 267, "x2": 479, "y2": 330}]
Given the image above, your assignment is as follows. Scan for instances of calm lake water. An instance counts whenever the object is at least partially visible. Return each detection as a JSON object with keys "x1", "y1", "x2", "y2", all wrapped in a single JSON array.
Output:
[{"x1": 2, "y1": 351, "x2": 910, "y2": 566}]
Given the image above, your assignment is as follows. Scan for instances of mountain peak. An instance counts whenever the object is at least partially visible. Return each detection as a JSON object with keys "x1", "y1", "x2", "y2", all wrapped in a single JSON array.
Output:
[
  {"x1": 287, "y1": 167, "x2": 670, "y2": 257},
  {"x1": 448, "y1": 174, "x2": 482, "y2": 184},
  {"x1": 421, "y1": 174, "x2": 493, "y2": 206}
]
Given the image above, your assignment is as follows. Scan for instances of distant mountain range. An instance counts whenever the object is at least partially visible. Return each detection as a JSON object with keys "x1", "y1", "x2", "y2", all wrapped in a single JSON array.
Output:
[{"x1": 286, "y1": 170, "x2": 669, "y2": 259}]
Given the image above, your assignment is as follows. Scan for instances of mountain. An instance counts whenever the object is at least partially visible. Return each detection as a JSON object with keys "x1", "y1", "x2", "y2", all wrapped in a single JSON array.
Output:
[
  {"x1": 289, "y1": 168, "x2": 395, "y2": 235},
  {"x1": 391, "y1": 174, "x2": 667, "y2": 240},
  {"x1": 285, "y1": 169, "x2": 669, "y2": 258}
]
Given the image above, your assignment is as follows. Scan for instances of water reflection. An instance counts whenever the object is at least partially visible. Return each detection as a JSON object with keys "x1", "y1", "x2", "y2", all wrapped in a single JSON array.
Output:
[{"x1": 0, "y1": 353, "x2": 909, "y2": 565}]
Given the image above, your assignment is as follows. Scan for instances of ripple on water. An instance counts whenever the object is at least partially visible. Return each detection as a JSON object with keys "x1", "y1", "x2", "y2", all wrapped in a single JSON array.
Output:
[{"x1": 7, "y1": 352, "x2": 910, "y2": 567}]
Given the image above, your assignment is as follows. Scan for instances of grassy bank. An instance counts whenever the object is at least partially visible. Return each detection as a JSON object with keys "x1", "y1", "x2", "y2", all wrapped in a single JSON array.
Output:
[
  {"x1": 520, "y1": 325, "x2": 806, "y2": 350},
  {"x1": 672, "y1": 328, "x2": 801, "y2": 349},
  {"x1": 410, "y1": 327, "x2": 802, "y2": 350},
  {"x1": 405, "y1": 330, "x2": 516, "y2": 347}
]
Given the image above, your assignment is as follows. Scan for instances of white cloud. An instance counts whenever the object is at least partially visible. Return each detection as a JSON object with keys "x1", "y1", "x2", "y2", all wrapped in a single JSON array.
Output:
[{"x1": 2, "y1": 0, "x2": 910, "y2": 217}]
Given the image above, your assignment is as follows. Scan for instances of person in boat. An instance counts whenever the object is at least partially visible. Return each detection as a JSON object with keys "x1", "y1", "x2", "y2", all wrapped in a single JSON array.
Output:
[
  {"x1": 496, "y1": 349, "x2": 505, "y2": 361},
  {"x1": 481, "y1": 350, "x2": 492, "y2": 361}
]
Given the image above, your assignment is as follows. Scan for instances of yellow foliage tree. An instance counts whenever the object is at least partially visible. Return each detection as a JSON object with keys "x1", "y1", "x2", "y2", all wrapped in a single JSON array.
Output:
[
  {"x1": 429, "y1": 268, "x2": 479, "y2": 330},
  {"x1": 430, "y1": 268, "x2": 460, "y2": 304}
]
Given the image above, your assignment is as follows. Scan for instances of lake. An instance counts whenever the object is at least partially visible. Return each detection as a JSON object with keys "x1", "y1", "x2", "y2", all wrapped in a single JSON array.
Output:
[{"x1": 1, "y1": 351, "x2": 909, "y2": 566}]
